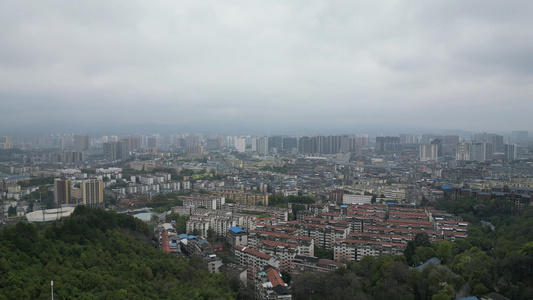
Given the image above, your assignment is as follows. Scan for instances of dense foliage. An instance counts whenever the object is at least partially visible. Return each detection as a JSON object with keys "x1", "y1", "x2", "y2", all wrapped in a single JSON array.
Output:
[
  {"x1": 21, "y1": 186, "x2": 55, "y2": 210},
  {"x1": 267, "y1": 195, "x2": 315, "y2": 207},
  {"x1": 165, "y1": 212, "x2": 190, "y2": 234},
  {"x1": 0, "y1": 207, "x2": 245, "y2": 299},
  {"x1": 18, "y1": 177, "x2": 55, "y2": 188}
]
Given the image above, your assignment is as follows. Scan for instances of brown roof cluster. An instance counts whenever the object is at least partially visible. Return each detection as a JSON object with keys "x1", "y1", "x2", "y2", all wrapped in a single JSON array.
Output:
[{"x1": 235, "y1": 245, "x2": 272, "y2": 260}]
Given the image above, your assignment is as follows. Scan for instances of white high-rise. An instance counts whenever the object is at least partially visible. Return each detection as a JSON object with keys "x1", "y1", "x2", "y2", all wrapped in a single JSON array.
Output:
[
  {"x1": 456, "y1": 142, "x2": 471, "y2": 161},
  {"x1": 235, "y1": 138, "x2": 246, "y2": 153}
]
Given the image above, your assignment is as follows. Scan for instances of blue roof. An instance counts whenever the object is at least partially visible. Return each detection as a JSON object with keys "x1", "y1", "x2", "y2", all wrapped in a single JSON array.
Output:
[
  {"x1": 229, "y1": 227, "x2": 245, "y2": 234},
  {"x1": 340, "y1": 205, "x2": 348, "y2": 208},
  {"x1": 441, "y1": 185, "x2": 453, "y2": 190},
  {"x1": 178, "y1": 234, "x2": 188, "y2": 239},
  {"x1": 187, "y1": 235, "x2": 196, "y2": 239},
  {"x1": 414, "y1": 257, "x2": 441, "y2": 271}
]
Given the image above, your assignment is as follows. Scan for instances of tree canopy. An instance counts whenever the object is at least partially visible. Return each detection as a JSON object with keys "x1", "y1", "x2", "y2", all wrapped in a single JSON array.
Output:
[{"x1": 0, "y1": 207, "x2": 246, "y2": 299}]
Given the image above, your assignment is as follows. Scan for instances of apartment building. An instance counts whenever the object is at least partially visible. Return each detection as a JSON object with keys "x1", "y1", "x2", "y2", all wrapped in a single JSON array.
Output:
[
  {"x1": 248, "y1": 231, "x2": 314, "y2": 257},
  {"x1": 182, "y1": 195, "x2": 225, "y2": 210},
  {"x1": 235, "y1": 246, "x2": 280, "y2": 281},
  {"x1": 256, "y1": 240, "x2": 299, "y2": 272},
  {"x1": 281, "y1": 220, "x2": 350, "y2": 249},
  {"x1": 291, "y1": 255, "x2": 346, "y2": 275},
  {"x1": 81, "y1": 179, "x2": 103, "y2": 206},
  {"x1": 334, "y1": 239, "x2": 406, "y2": 262},
  {"x1": 227, "y1": 227, "x2": 248, "y2": 251},
  {"x1": 215, "y1": 189, "x2": 269, "y2": 206}
]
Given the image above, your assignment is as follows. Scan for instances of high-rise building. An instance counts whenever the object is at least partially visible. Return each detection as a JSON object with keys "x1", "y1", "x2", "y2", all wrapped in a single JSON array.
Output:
[
  {"x1": 103, "y1": 141, "x2": 130, "y2": 161},
  {"x1": 355, "y1": 134, "x2": 369, "y2": 147},
  {"x1": 74, "y1": 135, "x2": 91, "y2": 151},
  {"x1": 326, "y1": 135, "x2": 341, "y2": 154},
  {"x1": 257, "y1": 137, "x2": 268, "y2": 156},
  {"x1": 185, "y1": 135, "x2": 200, "y2": 147},
  {"x1": 298, "y1": 137, "x2": 313, "y2": 154},
  {"x1": 504, "y1": 143, "x2": 517, "y2": 161},
  {"x1": 121, "y1": 137, "x2": 141, "y2": 151},
  {"x1": 470, "y1": 142, "x2": 493, "y2": 162},
  {"x1": 60, "y1": 150, "x2": 86, "y2": 163},
  {"x1": 340, "y1": 136, "x2": 351, "y2": 152},
  {"x1": 235, "y1": 138, "x2": 246, "y2": 153},
  {"x1": 431, "y1": 139, "x2": 443, "y2": 158},
  {"x1": 419, "y1": 144, "x2": 439, "y2": 161},
  {"x1": 54, "y1": 178, "x2": 71, "y2": 205},
  {"x1": 147, "y1": 136, "x2": 159, "y2": 153},
  {"x1": 491, "y1": 135, "x2": 504, "y2": 153},
  {"x1": 375, "y1": 136, "x2": 401, "y2": 153},
  {"x1": 443, "y1": 135, "x2": 459, "y2": 146},
  {"x1": 471, "y1": 133, "x2": 491, "y2": 143},
  {"x1": 268, "y1": 136, "x2": 283, "y2": 151},
  {"x1": 399, "y1": 134, "x2": 419, "y2": 144},
  {"x1": 82, "y1": 179, "x2": 103, "y2": 206},
  {"x1": 0, "y1": 136, "x2": 12, "y2": 149},
  {"x1": 206, "y1": 138, "x2": 221, "y2": 151},
  {"x1": 282, "y1": 137, "x2": 297, "y2": 150},
  {"x1": 456, "y1": 142, "x2": 471, "y2": 161},
  {"x1": 186, "y1": 145, "x2": 204, "y2": 155},
  {"x1": 313, "y1": 136, "x2": 327, "y2": 154},
  {"x1": 420, "y1": 134, "x2": 441, "y2": 144}
]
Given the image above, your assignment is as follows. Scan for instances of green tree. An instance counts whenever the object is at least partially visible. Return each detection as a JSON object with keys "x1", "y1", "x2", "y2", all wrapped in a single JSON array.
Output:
[
  {"x1": 414, "y1": 232, "x2": 432, "y2": 248},
  {"x1": 432, "y1": 285, "x2": 454, "y2": 300},
  {"x1": 314, "y1": 246, "x2": 334, "y2": 260},
  {"x1": 7, "y1": 205, "x2": 16, "y2": 217},
  {"x1": 0, "y1": 207, "x2": 246, "y2": 299},
  {"x1": 436, "y1": 241, "x2": 453, "y2": 264},
  {"x1": 207, "y1": 228, "x2": 215, "y2": 243},
  {"x1": 452, "y1": 247, "x2": 493, "y2": 291},
  {"x1": 412, "y1": 246, "x2": 437, "y2": 266}
]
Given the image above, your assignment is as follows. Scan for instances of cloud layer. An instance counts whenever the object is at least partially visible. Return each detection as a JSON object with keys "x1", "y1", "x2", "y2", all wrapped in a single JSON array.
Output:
[{"x1": 1, "y1": 1, "x2": 532, "y2": 133}]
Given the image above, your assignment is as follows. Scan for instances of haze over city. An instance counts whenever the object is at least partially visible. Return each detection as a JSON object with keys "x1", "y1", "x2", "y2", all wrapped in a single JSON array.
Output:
[{"x1": 1, "y1": 1, "x2": 533, "y2": 134}]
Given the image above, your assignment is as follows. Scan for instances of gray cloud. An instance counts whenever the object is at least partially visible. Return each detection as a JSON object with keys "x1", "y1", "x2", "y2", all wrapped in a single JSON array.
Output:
[{"x1": 1, "y1": 0, "x2": 532, "y2": 133}]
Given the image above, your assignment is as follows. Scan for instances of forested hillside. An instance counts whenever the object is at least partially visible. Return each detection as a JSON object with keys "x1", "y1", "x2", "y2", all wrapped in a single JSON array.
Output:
[{"x1": 0, "y1": 207, "x2": 245, "y2": 299}]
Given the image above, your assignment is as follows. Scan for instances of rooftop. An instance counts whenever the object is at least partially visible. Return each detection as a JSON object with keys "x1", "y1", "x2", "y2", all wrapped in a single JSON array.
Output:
[{"x1": 229, "y1": 226, "x2": 246, "y2": 234}]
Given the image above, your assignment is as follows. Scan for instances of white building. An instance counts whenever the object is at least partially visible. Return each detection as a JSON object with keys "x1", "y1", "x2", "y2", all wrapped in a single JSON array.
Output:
[
  {"x1": 343, "y1": 194, "x2": 373, "y2": 205},
  {"x1": 235, "y1": 138, "x2": 246, "y2": 153}
]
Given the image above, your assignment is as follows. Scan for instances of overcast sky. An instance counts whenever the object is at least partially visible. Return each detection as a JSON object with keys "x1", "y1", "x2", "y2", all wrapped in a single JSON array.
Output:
[{"x1": 1, "y1": 1, "x2": 532, "y2": 134}]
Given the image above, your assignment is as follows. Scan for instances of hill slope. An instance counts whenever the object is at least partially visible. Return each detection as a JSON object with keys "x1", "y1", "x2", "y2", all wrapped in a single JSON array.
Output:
[{"x1": 0, "y1": 207, "x2": 243, "y2": 299}]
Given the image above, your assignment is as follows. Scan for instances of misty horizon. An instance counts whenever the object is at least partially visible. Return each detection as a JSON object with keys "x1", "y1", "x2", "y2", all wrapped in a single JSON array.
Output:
[{"x1": 2, "y1": 2, "x2": 533, "y2": 134}]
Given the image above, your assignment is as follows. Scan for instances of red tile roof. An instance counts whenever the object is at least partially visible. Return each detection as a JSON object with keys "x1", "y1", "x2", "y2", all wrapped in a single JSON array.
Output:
[
  {"x1": 265, "y1": 268, "x2": 285, "y2": 287},
  {"x1": 260, "y1": 240, "x2": 298, "y2": 248},
  {"x1": 236, "y1": 246, "x2": 272, "y2": 260}
]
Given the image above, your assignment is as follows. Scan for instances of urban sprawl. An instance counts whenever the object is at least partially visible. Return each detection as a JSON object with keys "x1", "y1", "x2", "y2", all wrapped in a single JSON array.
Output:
[{"x1": 1, "y1": 131, "x2": 532, "y2": 299}]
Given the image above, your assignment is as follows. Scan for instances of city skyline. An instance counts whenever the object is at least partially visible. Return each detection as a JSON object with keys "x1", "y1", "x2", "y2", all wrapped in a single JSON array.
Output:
[{"x1": 2, "y1": 1, "x2": 533, "y2": 133}]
